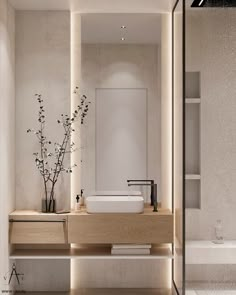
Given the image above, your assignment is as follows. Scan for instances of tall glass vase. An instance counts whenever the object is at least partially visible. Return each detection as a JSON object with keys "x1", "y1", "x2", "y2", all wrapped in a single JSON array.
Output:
[{"x1": 42, "y1": 189, "x2": 56, "y2": 213}]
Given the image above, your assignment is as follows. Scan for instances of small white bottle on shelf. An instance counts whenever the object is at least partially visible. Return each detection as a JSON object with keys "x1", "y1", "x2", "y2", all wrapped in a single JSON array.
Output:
[{"x1": 213, "y1": 219, "x2": 224, "y2": 244}]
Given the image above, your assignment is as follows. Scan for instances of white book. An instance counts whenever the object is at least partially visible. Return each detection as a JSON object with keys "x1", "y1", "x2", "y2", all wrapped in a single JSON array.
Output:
[
  {"x1": 112, "y1": 244, "x2": 151, "y2": 250},
  {"x1": 111, "y1": 249, "x2": 150, "y2": 255}
]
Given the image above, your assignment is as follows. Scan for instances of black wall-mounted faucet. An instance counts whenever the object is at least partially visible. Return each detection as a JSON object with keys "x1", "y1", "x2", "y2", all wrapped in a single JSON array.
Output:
[{"x1": 127, "y1": 180, "x2": 158, "y2": 212}]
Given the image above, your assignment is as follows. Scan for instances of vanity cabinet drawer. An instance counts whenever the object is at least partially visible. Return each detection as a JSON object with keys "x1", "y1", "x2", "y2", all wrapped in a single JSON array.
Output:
[
  {"x1": 68, "y1": 214, "x2": 173, "y2": 244},
  {"x1": 9, "y1": 219, "x2": 67, "y2": 244}
]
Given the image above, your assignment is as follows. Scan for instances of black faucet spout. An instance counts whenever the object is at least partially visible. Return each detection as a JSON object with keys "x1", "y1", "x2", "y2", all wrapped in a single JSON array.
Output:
[{"x1": 127, "y1": 180, "x2": 158, "y2": 211}]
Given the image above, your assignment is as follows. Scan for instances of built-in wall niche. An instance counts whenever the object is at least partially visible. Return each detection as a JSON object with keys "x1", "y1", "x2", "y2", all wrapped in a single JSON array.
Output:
[
  {"x1": 185, "y1": 71, "x2": 201, "y2": 209},
  {"x1": 185, "y1": 103, "x2": 200, "y2": 175},
  {"x1": 185, "y1": 71, "x2": 200, "y2": 98},
  {"x1": 185, "y1": 180, "x2": 201, "y2": 209}
]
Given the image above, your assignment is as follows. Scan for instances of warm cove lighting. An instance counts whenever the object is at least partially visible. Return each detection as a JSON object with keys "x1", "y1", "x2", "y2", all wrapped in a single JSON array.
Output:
[
  {"x1": 70, "y1": 13, "x2": 81, "y2": 208},
  {"x1": 71, "y1": 12, "x2": 81, "y2": 291}
]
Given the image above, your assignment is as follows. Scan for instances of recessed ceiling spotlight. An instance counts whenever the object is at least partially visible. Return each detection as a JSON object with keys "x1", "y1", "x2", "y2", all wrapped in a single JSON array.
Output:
[
  {"x1": 198, "y1": 0, "x2": 205, "y2": 5},
  {"x1": 121, "y1": 25, "x2": 126, "y2": 29},
  {"x1": 191, "y1": 0, "x2": 206, "y2": 7},
  {"x1": 121, "y1": 37, "x2": 125, "y2": 41}
]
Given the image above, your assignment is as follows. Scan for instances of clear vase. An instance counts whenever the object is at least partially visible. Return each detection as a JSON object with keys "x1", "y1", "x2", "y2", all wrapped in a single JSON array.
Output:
[{"x1": 42, "y1": 189, "x2": 56, "y2": 213}]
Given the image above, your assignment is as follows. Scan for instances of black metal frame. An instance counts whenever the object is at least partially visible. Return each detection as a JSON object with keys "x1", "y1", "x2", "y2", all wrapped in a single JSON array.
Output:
[{"x1": 172, "y1": 0, "x2": 186, "y2": 294}]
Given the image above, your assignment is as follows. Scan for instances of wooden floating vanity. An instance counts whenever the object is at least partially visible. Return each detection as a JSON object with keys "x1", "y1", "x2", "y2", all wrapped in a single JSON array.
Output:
[
  {"x1": 9, "y1": 207, "x2": 173, "y2": 259},
  {"x1": 9, "y1": 207, "x2": 173, "y2": 245}
]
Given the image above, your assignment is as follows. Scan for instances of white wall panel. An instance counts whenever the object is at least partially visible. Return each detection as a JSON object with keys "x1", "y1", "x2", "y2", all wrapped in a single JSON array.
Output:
[{"x1": 96, "y1": 88, "x2": 147, "y2": 191}]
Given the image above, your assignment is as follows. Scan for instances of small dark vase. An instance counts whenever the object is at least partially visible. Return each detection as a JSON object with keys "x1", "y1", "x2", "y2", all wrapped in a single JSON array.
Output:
[{"x1": 42, "y1": 198, "x2": 56, "y2": 213}]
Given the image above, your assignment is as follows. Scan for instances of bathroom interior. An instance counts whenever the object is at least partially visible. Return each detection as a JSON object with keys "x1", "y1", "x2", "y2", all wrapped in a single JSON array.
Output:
[{"x1": 0, "y1": 0, "x2": 236, "y2": 294}]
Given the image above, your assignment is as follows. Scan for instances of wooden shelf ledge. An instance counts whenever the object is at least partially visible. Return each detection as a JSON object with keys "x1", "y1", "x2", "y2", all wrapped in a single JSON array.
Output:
[
  {"x1": 9, "y1": 208, "x2": 173, "y2": 245},
  {"x1": 10, "y1": 246, "x2": 173, "y2": 260}
]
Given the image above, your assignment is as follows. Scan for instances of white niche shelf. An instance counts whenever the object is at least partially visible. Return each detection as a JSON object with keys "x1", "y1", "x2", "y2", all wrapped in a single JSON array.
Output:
[
  {"x1": 186, "y1": 240, "x2": 236, "y2": 265},
  {"x1": 185, "y1": 174, "x2": 201, "y2": 180},
  {"x1": 185, "y1": 98, "x2": 200, "y2": 104},
  {"x1": 186, "y1": 72, "x2": 200, "y2": 98},
  {"x1": 185, "y1": 71, "x2": 201, "y2": 209}
]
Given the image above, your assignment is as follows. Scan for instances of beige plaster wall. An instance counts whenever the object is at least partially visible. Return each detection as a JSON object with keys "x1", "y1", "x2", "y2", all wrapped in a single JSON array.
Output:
[
  {"x1": 0, "y1": 0, "x2": 15, "y2": 291},
  {"x1": 15, "y1": 11, "x2": 71, "y2": 211}
]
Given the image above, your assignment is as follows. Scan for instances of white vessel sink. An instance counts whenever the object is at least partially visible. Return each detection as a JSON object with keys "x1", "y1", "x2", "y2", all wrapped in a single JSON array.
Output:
[
  {"x1": 86, "y1": 196, "x2": 144, "y2": 214},
  {"x1": 90, "y1": 190, "x2": 142, "y2": 196}
]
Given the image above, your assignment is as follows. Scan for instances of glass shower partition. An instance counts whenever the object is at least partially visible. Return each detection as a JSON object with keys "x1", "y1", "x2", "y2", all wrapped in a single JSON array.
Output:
[{"x1": 173, "y1": 1, "x2": 236, "y2": 294}]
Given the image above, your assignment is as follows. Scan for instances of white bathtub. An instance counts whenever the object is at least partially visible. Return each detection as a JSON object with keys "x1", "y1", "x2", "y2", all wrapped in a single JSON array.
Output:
[{"x1": 86, "y1": 196, "x2": 144, "y2": 214}]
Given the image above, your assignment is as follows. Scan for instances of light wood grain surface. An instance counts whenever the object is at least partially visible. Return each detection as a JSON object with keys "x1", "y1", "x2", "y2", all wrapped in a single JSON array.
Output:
[
  {"x1": 9, "y1": 221, "x2": 67, "y2": 244},
  {"x1": 68, "y1": 208, "x2": 173, "y2": 244},
  {"x1": 9, "y1": 212, "x2": 68, "y2": 244},
  {"x1": 9, "y1": 208, "x2": 173, "y2": 245},
  {"x1": 9, "y1": 207, "x2": 172, "y2": 216}
]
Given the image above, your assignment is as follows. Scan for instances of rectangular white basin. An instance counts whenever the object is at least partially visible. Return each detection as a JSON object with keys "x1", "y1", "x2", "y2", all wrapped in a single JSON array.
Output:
[
  {"x1": 86, "y1": 196, "x2": 144, "y2": 214},
  {"x1": 90, "y1": 191, "x2": 142, "y2": 196}
]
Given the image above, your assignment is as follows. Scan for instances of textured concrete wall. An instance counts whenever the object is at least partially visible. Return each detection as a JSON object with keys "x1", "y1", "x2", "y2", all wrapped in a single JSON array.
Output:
[
  {"x1": 186, "y1": 9, "x2": 236, "y2": 285},
  {"x1": 186, "y1": 9, "x2": 236, "y2": 241}
]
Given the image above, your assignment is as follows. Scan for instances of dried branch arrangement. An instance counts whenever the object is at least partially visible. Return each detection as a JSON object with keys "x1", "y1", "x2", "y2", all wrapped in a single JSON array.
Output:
[{"x1": 27, "y1": 88, "x2": 90, "y2": 212}]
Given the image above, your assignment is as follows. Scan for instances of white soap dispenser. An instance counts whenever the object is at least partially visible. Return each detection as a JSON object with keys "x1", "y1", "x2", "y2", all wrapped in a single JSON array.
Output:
[{"x1": 75, "y1": 194, "x2": 81, "y2": 212}]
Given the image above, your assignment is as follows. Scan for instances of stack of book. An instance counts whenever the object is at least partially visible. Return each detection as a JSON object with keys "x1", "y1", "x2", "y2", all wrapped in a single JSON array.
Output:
[{"x1": 111, "y1": 244, "x2": 151, "y2": 255}]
